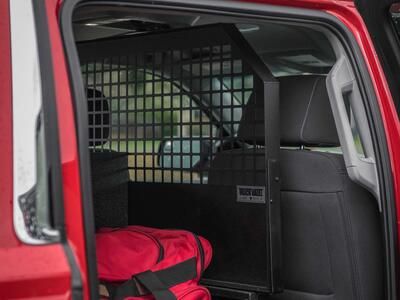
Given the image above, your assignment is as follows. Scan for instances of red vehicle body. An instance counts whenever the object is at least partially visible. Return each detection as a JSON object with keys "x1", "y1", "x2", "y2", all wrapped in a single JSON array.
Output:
[{"x1": 0, "y1": 0, "x2": 399, "y2": 299}]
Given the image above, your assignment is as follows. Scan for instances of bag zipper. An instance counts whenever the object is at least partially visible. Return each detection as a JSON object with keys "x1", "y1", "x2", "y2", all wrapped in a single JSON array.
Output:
[
  {"x1": 177, "y1": 285, "x2": 211, "y2": 300},
  {"x1": 167, "y1": 229, "x2": 205, "y2": 275},
  {"x1": 190, "y1": 233, "x2": 205, "y2": 275},
  {"x1": 105, "y1": 227, "x2": 204, "y2": 274}
]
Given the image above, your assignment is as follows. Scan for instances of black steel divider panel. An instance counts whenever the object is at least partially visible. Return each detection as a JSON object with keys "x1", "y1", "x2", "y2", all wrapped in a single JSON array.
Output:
[{"x1": 78, "y1": 24, "x2": 281, "y2": 293}]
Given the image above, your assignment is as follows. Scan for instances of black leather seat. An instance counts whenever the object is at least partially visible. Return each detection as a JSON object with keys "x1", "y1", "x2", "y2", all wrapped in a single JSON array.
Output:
[
  {"x1": 210, "y1": 75, "x2": 384, "y2": 299},
  {"x1": 208, "y1": 93, "x2": 266, "y2": 186},
  {"x1": 273, "y1": 75, "x2": 384, "y2": 300},
  {"x1": 87, "y1": 88, "x2": 129, "y2": 228}
]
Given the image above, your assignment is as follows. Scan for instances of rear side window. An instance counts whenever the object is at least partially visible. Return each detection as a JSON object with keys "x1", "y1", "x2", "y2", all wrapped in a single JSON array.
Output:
[
  {"x1": 11, "y1": 0, "x2": 59, "y2": 243},
  {"x1": 391, "y1": 3, "x2": 400, "y2": 37}
]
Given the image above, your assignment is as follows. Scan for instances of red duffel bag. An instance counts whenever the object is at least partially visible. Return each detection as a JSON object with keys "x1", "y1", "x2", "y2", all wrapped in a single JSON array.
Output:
[{"x1": 96, "y1": 225, "x2": 213, "y2": 300}]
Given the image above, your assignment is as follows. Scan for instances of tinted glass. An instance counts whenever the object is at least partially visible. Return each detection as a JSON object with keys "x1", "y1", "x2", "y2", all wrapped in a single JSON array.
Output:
[{"x1": 391, "y1": 3, "x2": 400, "y2": 36}]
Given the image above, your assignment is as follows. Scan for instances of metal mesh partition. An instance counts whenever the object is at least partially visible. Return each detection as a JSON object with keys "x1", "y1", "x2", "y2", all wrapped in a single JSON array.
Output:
[
  {"x1": 78, "y1": 23, "x2": 281, "y2": 292},
  {"x1": 82, "y1": 27, "x2": 264, "y2": 186}
]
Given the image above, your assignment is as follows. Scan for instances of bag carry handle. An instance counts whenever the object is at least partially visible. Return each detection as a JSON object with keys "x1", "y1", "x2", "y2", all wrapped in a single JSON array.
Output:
[
  {"x1": 110, "y1": 257, "x2": 197, "y2": 300},
  {"x1": 134, "y1": 270, "x2": 176, "y2": 300}
]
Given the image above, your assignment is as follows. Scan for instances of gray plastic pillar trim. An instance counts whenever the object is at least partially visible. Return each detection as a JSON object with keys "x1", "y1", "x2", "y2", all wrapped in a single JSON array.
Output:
[{"x1": 326, "y1": 56, "x2": 381, "y2": 210}]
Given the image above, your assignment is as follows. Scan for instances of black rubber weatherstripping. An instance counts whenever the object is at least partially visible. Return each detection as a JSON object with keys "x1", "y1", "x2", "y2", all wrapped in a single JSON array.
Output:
[{"x1": 32, "y1": 1, "x2": 83, "y2": 299}]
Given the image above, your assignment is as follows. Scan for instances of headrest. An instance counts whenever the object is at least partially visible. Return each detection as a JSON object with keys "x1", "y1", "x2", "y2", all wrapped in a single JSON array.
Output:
[
  {"x1": 237, "y1": 93, "x2": 265, "y2": 145},
  {"x1": 87, "y1": 88, "x2": 110, "y2": 146},
  {"x1": 279, "y1": 75, "x2": 339, "y2": 147},
  {"x1": 237, "y1": 75, "x2": 340, "y2": 147}
]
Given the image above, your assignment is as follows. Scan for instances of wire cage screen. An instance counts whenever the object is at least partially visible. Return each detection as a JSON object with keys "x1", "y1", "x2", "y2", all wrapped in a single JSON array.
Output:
[
  {"x1": 80, "y1": 24, "x2": 270, "y2": 186},
  {"x1": 78, "y1": 23, "x2": 281, "y2": 292}
]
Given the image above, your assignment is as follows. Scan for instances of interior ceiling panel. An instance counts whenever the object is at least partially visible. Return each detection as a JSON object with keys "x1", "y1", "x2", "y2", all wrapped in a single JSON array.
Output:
[{"x1": 73, "y1": 5, "x2": 336, "y2": 75}]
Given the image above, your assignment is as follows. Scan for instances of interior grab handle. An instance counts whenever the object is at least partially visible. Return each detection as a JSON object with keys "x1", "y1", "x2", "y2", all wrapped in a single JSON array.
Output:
[{"x1": 326, "y1": 56, "x2": 381, "y2": 210}]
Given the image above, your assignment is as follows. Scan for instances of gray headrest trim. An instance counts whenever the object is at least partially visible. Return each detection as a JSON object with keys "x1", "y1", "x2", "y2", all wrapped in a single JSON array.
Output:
[{"x1": 280, "y1": 75, "x2": 340, "y2": 147}]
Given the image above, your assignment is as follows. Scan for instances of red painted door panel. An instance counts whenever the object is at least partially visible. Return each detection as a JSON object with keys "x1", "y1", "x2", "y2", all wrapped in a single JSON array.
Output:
[
  {"x1": 0, "y1": 1, "x2": 73, "y2": 299},
  {"x1": 45, "y1": 0, "x2": 92, "y2": 298}
]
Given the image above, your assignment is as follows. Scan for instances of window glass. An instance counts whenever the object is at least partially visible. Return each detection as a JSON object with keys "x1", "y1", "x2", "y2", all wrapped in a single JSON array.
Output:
[
  {"x1": 391, "y1": 3, "x2": 400, "y2": 38},
  {"x1": 11, "y1": 0, "x2": 56, "y2": 243},
  {"x1": 15, "y1": 107, "x2": 53, "y2": 240},
  {"x1": 35, "y1": 112, "x2": 51, "y2": 230},
  {"x1": 349, "y1": 108, "x2": 366, "y2": 158}
]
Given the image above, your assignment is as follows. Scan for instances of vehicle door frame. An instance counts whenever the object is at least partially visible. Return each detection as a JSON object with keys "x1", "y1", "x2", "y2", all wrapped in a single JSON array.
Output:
[{"x1": 58, "y1": 1, "x2": 399, "y2": 299}]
